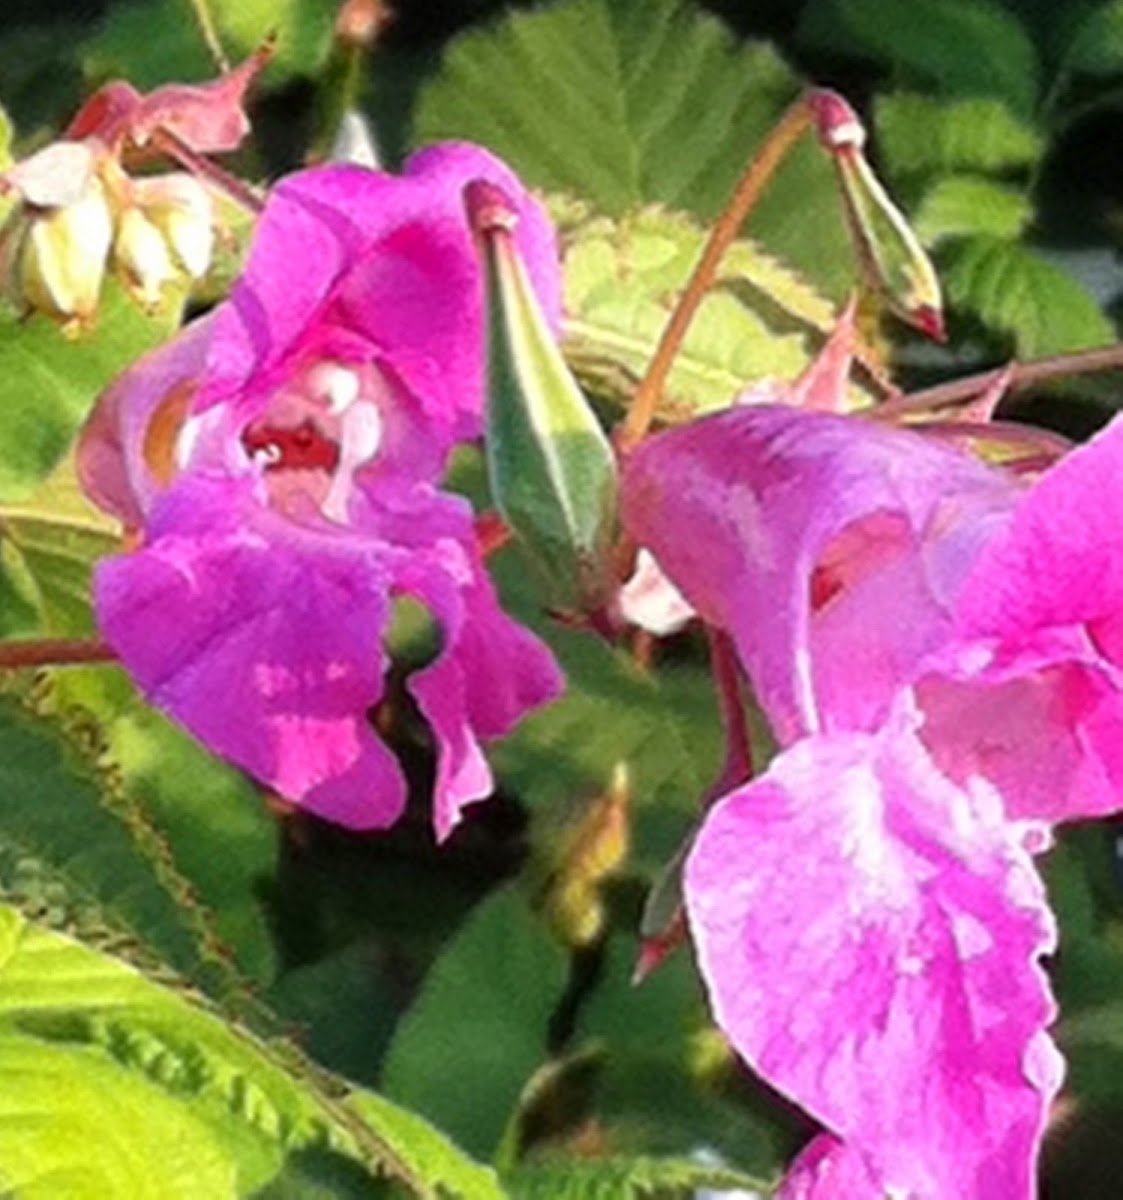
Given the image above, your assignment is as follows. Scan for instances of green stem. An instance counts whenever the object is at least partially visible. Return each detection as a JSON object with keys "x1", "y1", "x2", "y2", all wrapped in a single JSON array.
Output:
[{"x1": 185, "y1": 0, "x2": 230, "y2": 72}]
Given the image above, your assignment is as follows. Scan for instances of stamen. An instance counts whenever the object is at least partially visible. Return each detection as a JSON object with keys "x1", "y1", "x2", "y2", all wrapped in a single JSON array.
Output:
[{"x1": 307, "y1": 362, "x2": 362, "y2": 414}]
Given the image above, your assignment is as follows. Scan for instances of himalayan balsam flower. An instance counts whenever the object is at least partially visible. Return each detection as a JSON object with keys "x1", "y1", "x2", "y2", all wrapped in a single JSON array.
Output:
[
  {"x1": 621, "y1": 329, "x2": 1123, "y2": 1197},
  {"x1": 78, "y1": 143, "x2": 563, "y2": 840},
  {"x1": 1, "y1": 47, "x2": 269, "y2": 320}
]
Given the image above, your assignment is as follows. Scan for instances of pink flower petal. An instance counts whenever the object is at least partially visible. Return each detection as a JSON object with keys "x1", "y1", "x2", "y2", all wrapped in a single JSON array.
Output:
[
  {"x1": 685, "y1": 715, "x2": 1060, "y2": 1199},
  {"x1": 775, "y1": 1135, "x2": 884, "y2": 1200},
  {"x1": 198, "y1": 144, "x2": 560, "y2": 448},
  {"x1": 94, "y1": 473, "x2": 407, "y2": 829},
  {"x1": 622, "y1": 405, "x2": 1016, "y2": 741}
]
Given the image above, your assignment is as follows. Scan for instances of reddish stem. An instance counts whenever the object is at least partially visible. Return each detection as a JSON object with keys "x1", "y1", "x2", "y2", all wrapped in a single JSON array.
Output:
[
  {"x1": 704, "y1": 626, "x2": 753, "y2": 804},
  {"x1": 0, "y1": 638, "x2": 118, "y2": 669}
]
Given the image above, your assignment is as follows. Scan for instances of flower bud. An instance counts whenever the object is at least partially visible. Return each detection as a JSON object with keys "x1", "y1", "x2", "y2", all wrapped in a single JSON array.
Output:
[
  {"x1": 113, "y1": 205, "x2": 176, "y2": 308},
  {"x1": 2, "y1": 172, "x2": 113, "y2": 322},
  {"x1": 131, "y1": 173, "x2": 214, "y2": 279},
  {"x1": 466, "y1": 178, "x2": 618, "y2": 613},
  {"x1": 809, "y1": 89, "x2": 944, "y2": 340}
]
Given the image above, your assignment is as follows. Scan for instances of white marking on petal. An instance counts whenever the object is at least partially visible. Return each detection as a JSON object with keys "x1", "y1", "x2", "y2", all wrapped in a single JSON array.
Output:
[
  {"x1": 321, "y1": 400, "x2": 383, "y2": 523},
  {"x1": 308, "y1": 362, "x2": 361, "y2": 414}
]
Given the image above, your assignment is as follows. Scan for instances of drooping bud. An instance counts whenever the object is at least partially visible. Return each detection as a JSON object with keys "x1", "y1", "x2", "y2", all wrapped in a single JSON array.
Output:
[
  {"x1": 113, "y1": 205, "x2": 176, "y2": 308},
  {"x1": 2, "y1": 170, "x2": 114, "y2": 322},
  {"x1": 809, "y1": 89, "x2": 944, "y2": 341},
  {"x1": 466, "y1": 178, "x2": 618, "y2": 613},
  {"x1": 131, "y1": 173, "x2": 214, "y2": 279}
]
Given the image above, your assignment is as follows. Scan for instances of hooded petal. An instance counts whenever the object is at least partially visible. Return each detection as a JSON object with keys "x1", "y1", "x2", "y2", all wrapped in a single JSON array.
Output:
[
  {"x1": 76, "y1": 316, "x2": 212, "y2": 526},
  {"x1": 196, "y1": 143, "x2": 560, "y2": 449},
  {"x1": 93, "y1": 472, "x2": 407, "y2": 829},
  {"x1": 622, "y1": 405, "x2": 1017, "y2": 742},
  {"x1": 684, "y1": 714, "x2": 1060, "y2": 1199}
]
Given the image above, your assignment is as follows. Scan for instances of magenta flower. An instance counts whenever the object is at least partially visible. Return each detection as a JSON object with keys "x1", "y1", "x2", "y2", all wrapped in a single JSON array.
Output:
[
  {"x1": 621, "y1": 331, "x2": 1123, "y2": 1195},
  {"x1": 78, "y1": 143, "x2": 563, "y2": 839}
]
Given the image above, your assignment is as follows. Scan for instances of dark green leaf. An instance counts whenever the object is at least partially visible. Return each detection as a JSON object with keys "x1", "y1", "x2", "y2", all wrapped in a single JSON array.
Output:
[
  {"x1": 412, "y1": 0, "x2": 856, "y2": 297},
  {"x1": 505, "y1": 1153, "x2": 772, "y2": 1200},
  {"x1": 380, "y1": 885, "x2": 568, "y2": 1160}
]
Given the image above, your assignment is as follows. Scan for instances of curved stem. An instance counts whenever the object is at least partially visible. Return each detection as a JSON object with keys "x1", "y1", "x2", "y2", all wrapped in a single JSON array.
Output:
[
  {"x1": 148, "y1": 127, "x2": 266, "y2": 216},
  {"x1": 186, "y1": 0, "x2": 230, "y2": 72},
  {"x1": 875, "y1": 342, "x2": 1123, "y2": 422},
  {"x1": 616, "y1": 97, "x2": 813, "y2": 452},
  {"x1": 0, "y1": 638, "x2": 117, "y2": 670}
]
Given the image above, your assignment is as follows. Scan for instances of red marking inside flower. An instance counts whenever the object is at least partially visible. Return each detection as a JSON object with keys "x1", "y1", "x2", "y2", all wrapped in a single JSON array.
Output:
[{"x1": 242, "y1": 420, "x2": 341, "y2": 472}]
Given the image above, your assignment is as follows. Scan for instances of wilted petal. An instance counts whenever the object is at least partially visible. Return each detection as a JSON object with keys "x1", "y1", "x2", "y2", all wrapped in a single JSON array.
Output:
[
  {"x1": 622, "y1": 405, "x2": 1017, "y2": 741},
  {"x1": 94, "y1": 473, "x2": 407, "y2": 829},
  {"x1": 67, "y1": 45, "x2": 271, "y2": 154},
  {"x1": 684, "y1": 716, "x2": 1060, "y2": 1199}
]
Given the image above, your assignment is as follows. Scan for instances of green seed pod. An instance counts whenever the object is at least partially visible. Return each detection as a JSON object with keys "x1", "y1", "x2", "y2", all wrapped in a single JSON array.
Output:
[{"x1": 466, "y1": 178, "x2": 619, "y2": 613}]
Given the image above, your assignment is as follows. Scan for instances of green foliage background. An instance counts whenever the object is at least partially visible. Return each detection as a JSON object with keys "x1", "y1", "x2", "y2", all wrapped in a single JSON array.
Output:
[{"x1": 2, "y1": 0, "x2": 1123, "y2": 1196}]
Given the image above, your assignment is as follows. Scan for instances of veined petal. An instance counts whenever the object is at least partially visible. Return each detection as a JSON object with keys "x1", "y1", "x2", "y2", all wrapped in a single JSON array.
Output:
[
  {"x1": 93, "y1": 473, "x2": 407, "y2": 829},
  {"x1": 684, "y1": 716, "x2": 1060, "y2": 1199},
  {"x1": 622, "y1": 405, "x2": 1016, "y2": 742}
]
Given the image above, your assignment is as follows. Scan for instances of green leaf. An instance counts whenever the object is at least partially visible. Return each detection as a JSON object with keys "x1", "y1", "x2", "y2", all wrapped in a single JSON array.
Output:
[
  {"x1": 0, "y1": 458, "x2": 116, "y2": 638},
  {"x1": 1062, "y1": 0, "x2": 1123, "y2": 78},
  {"x1": 412, "y1": 0, "x2": 856, "y2": 297},
  {"x1": 574, "y1": 939, "x2": 790, "y2": 1178},
  {"x1": 0, "y1": 903, "x2": 497, "y2": 1198},
  {"x1": 874, "y1": 94, "x2": 1044, "y2": 177},
  {"x1": 0, "y1": 283, "x2": 179, "y2": 502},
  {"x1": 913, "y1": 177, "x2": 1033, "y2": 246},
  {"x1": 833, "y1": 0, "x2": 1040, "y2": 116},
  {"x1": 380, "y1": 885, "x2": 569, "y2": 1160},
  {"x1": 559, "y1": 206, "x2": 874, "y2": 419},
  {"x1": 941, "y1": 236, "x2": 1116, "y2": 356},
  {"x1": 44, "y1": 666, "x2": 280, "y2": 991},
  {"x1": 0, "y1": 690, "x2": 212, "y2": 983},
  {"x1": 83, "y1": 0, "x2": 337, "y2": 88},
  {"x1": 505, "y1": 1154, "x2": 772, "y2": 1200}
]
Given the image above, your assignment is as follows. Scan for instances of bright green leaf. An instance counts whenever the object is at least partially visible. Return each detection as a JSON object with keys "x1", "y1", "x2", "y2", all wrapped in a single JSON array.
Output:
[
  {"x1": 0, "y1": 457, "x2": 116, "y2": 638},
  {"x1": 874, "y1": 94, "x2": 1044, "y2": 177},
  {"x1": 913, "y1": 176, "x2": 1033, "y2": 246},
  {"x1": 560, "y1": 206, "x2": 874, "y2": 419},
  {"x1": 412, "y1": 0, "x2": 857, "y2": 297},
  {"x1": 381, "y1": 885, "x2": 568, "y2": 1160},
  {"x1": 0, "y1": 903, "x2": 497, "y2": 1198},
  {"x1": 942, "y1": 235, "x2": 1116, "y2": 356},
  {"x1": 0, "y1": 283, "x2": 180, "y2": 502}
]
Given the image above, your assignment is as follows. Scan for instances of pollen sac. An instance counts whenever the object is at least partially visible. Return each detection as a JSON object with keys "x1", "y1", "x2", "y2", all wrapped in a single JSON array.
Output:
[
  {"x1": 809, "y1": 89, "x2": 945, "y2": 340},
  {"x1": 466, "y1": 178, "x2": 619, "y2": 614}
]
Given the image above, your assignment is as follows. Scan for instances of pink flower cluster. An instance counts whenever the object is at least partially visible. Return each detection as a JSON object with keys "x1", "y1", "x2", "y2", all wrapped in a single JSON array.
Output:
[
  {"x1": 79, "y1": 143, "x2": 563, "y2": 840},
  {"x1": 623, "y1": 322, "x2": 1123, "y2": 1197}
]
